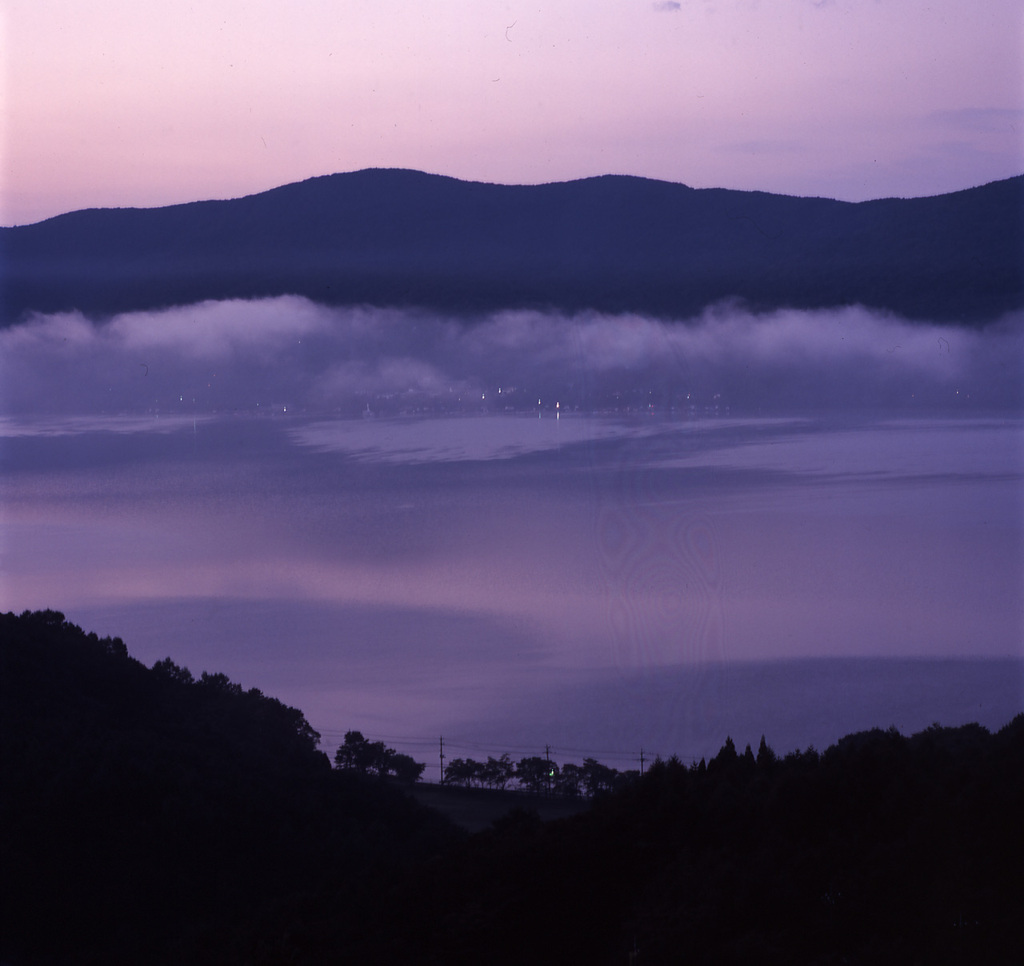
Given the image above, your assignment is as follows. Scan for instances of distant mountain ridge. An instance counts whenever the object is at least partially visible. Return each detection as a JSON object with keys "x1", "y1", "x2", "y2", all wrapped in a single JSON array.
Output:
[{"x1": 2, "y1": 169, "x2": 1022, "y2": 325}]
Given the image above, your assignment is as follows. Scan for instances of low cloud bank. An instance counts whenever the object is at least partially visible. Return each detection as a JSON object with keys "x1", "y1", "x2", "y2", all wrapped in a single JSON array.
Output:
[{"x1": 1, "y1": 297, "x2": 1020, "y2": 415}]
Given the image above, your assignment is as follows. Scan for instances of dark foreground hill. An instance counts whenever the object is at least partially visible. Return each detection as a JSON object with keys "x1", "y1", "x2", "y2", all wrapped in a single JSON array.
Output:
[
  {"x1": 2, "y1": 169, "x2": 1022, "y2": 325},
  {"x1": 0, "y1": 610, "x2": 461, "y2": 965},
  {"x1": 2, "y1": 609, "x2": 1022, "y2": 964}
]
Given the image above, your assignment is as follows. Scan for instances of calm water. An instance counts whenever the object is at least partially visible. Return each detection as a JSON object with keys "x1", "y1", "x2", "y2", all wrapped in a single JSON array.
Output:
[{"x1": 2, "y1": 412, "x2": 1021, "y2": 772}]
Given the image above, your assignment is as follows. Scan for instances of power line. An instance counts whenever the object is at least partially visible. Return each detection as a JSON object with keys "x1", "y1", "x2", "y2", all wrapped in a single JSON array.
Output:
[
  {"x1": 318, "y1": 728, "x2": 700, "y2": 767},
  {"x1": 336, "y1": 733, "x2": 640, "y2": 758}
]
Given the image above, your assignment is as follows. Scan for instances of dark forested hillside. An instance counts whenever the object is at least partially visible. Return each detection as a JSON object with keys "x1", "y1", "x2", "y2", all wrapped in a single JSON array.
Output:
[
  {"x1": 383, "y1": 723, "x2": 1023, "y2": 965},
  {"x1": 2, "y1": 609, "x2": 1022, "y2": 964},
  {"x1": 2, "y1": 169, "x2": 1021, "y2": 324},
  {"x1": 0, "y1": 610, "x2": 459, "y2": 965}
]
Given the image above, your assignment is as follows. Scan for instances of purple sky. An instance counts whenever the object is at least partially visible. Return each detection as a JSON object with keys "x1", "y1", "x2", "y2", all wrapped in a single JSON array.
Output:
[{"x1": 3, "y1": 0, "x2": 1022, "y2": 225}]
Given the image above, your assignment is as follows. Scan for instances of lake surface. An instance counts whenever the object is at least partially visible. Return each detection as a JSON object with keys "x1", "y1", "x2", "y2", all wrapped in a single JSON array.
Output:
[{"x1": 2, "y1": 412, "x2": 1021, "y2": 773}]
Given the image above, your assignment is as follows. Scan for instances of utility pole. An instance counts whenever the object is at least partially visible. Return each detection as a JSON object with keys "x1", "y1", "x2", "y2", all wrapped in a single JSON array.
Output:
[
  {"x1": 545, "y1": 744, "x2": 552, "y2": 796},
  {"x1": 439, "y1": 736, "x2": 445, "y2": 785},
  {"x1": 640, "y1": 748, "x2": 645, "y2": 776}
]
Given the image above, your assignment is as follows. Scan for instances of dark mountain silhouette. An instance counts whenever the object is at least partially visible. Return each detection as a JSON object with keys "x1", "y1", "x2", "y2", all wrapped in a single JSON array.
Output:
[
  {"x1": 0, "y1": 609, "x2": 460, "y2": 965},
  {"x1": 4, "y1": 608, "x2": 1023, "y2": 964},
  {"x1": 2, "y1": 169, "x2": 1021, "y2": 325}
]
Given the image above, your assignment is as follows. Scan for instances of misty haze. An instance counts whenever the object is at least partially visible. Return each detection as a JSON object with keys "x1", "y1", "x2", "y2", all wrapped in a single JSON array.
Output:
[
  {"x1": 2, "y1": 284, "x2": 1021, "y2": 771},
  {"x1": 0, "y1": 170, "x2": 1019, "y2": 962}
]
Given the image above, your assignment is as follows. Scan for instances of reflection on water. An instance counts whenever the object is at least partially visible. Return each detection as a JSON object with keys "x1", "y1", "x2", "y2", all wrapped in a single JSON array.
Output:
[
  {"x1": 2, "y1": 413, "x2": 1021, "y2": 764},
  {"x1": 0, "y1": 413, "x2": 209, "y2": 438},
  {"x1": 290, "y1": 412, "x2": 665, "y2": 463}
]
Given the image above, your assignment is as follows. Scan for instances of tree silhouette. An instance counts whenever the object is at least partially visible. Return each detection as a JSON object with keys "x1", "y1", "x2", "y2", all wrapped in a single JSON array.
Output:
[
  {"x1": 443, "y1": 757, "x2": 480, "y2": 787},
  {"x1": 482, "y1": 754, "x2": 515, "y2": 790},
  {"x1": 390, "y1": 752, "x2": 426, "y2": 785},
  {"x1": 581, "y1": 757, "x2": 618, "y2": 796},
  {"x1": 334, "y1": 730, "x2": 391, "y2": 775},
  {"x1": 333, "y1": 731, "x2": 427, "y2": 783},
  {"x1": 151, "y1": 656, "x2": 194, "y2": 685},
  {"x1": 517, "y1": 756, "x2": 558, "y2": 794},
  {"x1": 556, "y1": 762, "x2": 585, "y2": 797},
  {"x1": 756, "y1": 734, "x2": 777, "y2": 767},
  {"x1": 709, "y1": 735, "x2": 738, "y2": 773}
]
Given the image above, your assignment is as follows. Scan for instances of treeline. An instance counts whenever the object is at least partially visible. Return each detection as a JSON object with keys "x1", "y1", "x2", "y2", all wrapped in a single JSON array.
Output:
[
  {"x1": 3, "y1": 609, "x2": 1022, "y2": 964},
  {"x1": 333, "y1": 729, "x2": 425, "y2": 784},
  {"x1": 331, "y1": 736, "x2": 634, "y2": 796},
  {"x1": 358, "y1": 719, "x2": 1024, "y2": 964},
  {"x1": 338, "y1": 737, "x2": 769, "y2": 799},
  {"x1": 442, "y1": 752, "x2": 629, "y2": 796}
]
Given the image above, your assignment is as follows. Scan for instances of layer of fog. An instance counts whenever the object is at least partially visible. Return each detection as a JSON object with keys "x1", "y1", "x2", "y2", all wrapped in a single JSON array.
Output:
[{"x1": 2, "y1": 297, "x2": 1021, "y2": 416}]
